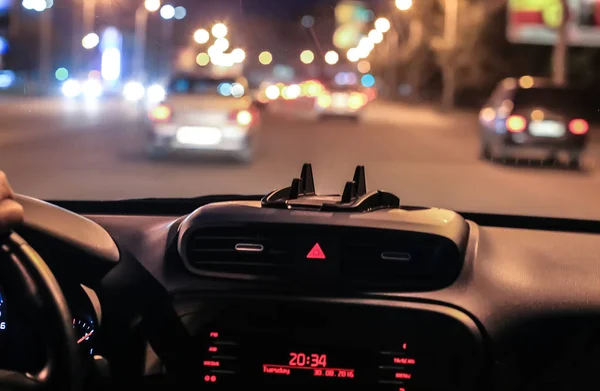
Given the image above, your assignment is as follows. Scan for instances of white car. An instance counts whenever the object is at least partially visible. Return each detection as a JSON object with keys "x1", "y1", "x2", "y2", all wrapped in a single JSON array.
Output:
[
  {"x1": 314, "y1": 86, "x2": 368, "y2": 121},
  {"x1": 146, "y1": 74, "x2": 260, "y2": 162}
]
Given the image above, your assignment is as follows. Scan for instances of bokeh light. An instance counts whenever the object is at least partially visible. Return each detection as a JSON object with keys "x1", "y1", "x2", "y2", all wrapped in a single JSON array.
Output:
[
  {"x1": 212, "y1": 23, "x2": 228, "y2": 38},
  {"x1": 300, "y1": 50, "x2": 315, "y2": 64},
  {"x1": 231, "y1": 83, "x2": 245, "y2": 98},
  {"x1": 231, "y1": 48, "x2": 246, "y2": 63},
  {"x1": 265, "y1": 85, "x2": 280, "y2": 100},
  {"x1": 123, "y1": 81, "x2": 145, "y2": 101},
  {"x1": 159, "y1": 4, "x2": 175, "y2": 20},
  {"x1": 375, "y1": 17, "x2": 391, "y2": 33},
  {"x1": 395, "y1": 0, "x2": 412, "y2": 11},
  {"x1": 194, "y1": 29, "x2": 209, "y2": 44},
  {"x1": 361, "y1": 73, "x2": 375, "y2": 88},
  {"x1": 218, "y1": 82, "x2": 232, "y2": 96},
  {"x1": 214, "y1": 38, "x2": 229, "y2": 52},
  {"x1": 357, "y1": 60, "x2": 371, "y2": 73},
  {"x1": 301, "y1": 15, "x2": 314, "y2": 28},
  {"x1": 196, "y1": 53, "x2": 209, "y2": 66},
  {"x1": 519, "y1": 75, "x2": 534, "y2": 89},
  {"x1": 368, "y1": 29, "x2": 383, "y2": 44},
  {"x1": 324, "y1": 51, "x2": 339, "y2": 65},
  {"x1": 347, "y1": 48, "x2": 359, "y2": 62},
  {"x1": 174, "y1": 6, "x2": 186, "y2": 20},
  {"x1": 259, "y1": 51, "x2": 273, "y2": 65},
  {"x1": 55, "y1": 67, "x2": 68, "y2": 81},
  {"x1": 81, "y1": 33, "x2": 99, "y2": 49},
  {"x1": 61, "y1": 79, "x2": 81, "y2": 98},
  {"x1": 144, "y1": 0, "x2": 160, "y2": 12}
]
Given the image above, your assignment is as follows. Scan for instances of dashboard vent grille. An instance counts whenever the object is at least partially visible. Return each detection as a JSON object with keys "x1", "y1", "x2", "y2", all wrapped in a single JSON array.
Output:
[
  {"x1": 184, "y1": 225, "x2": 294, "y2": 276},
  {"x1": 339, "y1": 230, "x2": 460, "y2": 289}
]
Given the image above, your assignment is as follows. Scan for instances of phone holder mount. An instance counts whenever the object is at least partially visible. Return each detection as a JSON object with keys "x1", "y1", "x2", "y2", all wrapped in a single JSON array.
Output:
[{"x1": 261, "y1": 163, "x2": 400, "y2": 213}]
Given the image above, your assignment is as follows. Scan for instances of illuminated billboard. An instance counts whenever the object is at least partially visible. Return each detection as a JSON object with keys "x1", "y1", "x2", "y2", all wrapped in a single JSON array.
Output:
[{"x1": 507, "y1": 0, "x2": 600, "y2": 46}]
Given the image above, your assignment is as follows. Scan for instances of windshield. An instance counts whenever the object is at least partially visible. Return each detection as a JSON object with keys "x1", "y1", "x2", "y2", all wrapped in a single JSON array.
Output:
[{"x1": 0, "y1": 0, "x2": 599, "y2": 220}]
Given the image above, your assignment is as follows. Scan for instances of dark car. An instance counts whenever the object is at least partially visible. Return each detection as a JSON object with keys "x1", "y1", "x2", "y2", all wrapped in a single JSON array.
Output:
[{"x1": 479, "y1": 77, "x2": 589, "y2": 167}]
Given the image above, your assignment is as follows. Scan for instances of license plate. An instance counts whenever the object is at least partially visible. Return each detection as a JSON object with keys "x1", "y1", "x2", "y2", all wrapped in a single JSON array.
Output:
[
  {"x1": 529, "y1": 121, "x2": 565, "y2": 137},
  {"x1": 176, "y1": 126, "x2": 222, "y2": 145},
  {"x1": 332, "y1": 93, "x2": 348, "y2": 108}
]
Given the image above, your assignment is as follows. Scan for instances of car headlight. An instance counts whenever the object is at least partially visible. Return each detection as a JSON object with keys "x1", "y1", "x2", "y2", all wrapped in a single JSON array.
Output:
[
  {"x1": 123, "y1": 81, "x2": 145, "y2": 101},
  {"x1": 82, "y1": 79, "x2": 103, "y2": 100},
  {"x1": 147, "y1": 84, "x2": 166, "y2": 103},
  {"x1": 62, "y1": 79, "x2": 81, "y2": 98}
]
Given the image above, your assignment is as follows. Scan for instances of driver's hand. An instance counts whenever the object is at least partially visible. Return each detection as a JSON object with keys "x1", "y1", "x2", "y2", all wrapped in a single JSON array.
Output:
[{"x1": 0, "y1": 171, "x2": 24, "y2": 232}]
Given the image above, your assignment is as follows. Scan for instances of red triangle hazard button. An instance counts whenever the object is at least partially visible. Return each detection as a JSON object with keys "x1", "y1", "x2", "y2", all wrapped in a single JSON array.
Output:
[{"x1": 306, "y1": 243, "x2": 326, "y2": 259}]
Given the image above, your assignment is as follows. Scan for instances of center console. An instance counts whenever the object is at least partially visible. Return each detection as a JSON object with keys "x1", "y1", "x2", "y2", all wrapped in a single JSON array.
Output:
[
  {"x1": 180, "y1": 297, "x2": 485, "y2": 391},
  {"x1": 174, "y1": 165, "x2": 485, "y2": 390}
]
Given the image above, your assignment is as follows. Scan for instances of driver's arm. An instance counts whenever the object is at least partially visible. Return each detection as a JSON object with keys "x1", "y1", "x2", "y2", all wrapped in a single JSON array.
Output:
[{"x1": 0, "y1": 171, "x2": 24, "y2": 231}]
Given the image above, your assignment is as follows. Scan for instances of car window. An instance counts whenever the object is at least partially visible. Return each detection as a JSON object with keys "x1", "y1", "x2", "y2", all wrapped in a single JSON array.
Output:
[
  {"x1": 513, "y1": 88, "x2": 585, "y2": 115},
  {"x1": 168, "y1": 77, "x2": 240, "y2": 95}
]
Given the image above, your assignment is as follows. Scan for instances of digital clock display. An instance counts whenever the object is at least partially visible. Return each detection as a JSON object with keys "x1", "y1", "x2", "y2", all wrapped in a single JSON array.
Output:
[{"x1": 260, "y1": 348, "x2": 361, "y2": 383}]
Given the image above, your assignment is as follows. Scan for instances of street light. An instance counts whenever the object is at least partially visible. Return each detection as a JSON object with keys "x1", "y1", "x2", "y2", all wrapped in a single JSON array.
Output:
[
  {"x1": 194, "y1": 29, "x2": 209, "y2": 44},
  {"x1": 374, "y1": 17, "x2": 391, "y2": 33},
  {"x1": 300, "y1": 50, "x2": 314, "y2": 64},
  {"x1": 212, "y1": 23, "x2": 228, "y2": 38},
  {"x1": 395, "y1": 0, "x2": 412, "y2": 11},
  {"x1": 324, "y1": 51, "x2": 339, "y2": 65},
  {"x1": 144, "y1": 0, "x2": 160, "y2": 12}
]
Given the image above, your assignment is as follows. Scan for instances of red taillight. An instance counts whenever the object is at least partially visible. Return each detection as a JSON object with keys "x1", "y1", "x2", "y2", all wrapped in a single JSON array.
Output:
[
  {"x1": 506, "y1": 115, "x2": 526, "y2": 132},
  {"x1": 149, "y1": 104, "x2": 172, "y2": 122},
  {"x1": 569, "y1": 118, "x2": 588, "y2": 135}
]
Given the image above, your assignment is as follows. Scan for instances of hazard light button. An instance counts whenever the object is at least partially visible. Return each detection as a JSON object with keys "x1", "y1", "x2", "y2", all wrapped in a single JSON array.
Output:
[
  {"x1": 306, "y1": 243, "x2": 326, "y2": 259},
  {"x1": 294, "y1": 236, "x2": 339, "y2": 277}
]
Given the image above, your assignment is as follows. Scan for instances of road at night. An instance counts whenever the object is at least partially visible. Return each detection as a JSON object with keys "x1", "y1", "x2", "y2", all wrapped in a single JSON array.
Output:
[{"x1": 1, "y1": 97, "x2": 599, "y2": 220}]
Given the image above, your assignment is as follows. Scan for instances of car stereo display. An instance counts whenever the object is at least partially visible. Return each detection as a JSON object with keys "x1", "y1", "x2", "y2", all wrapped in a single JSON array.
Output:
[
  {"x1": 190, "y1": 298, "x2": 483, "y2": 390},
  {"x1": 262, "y1": 350, "x2": 355, "y2": 379},
  {"x1": 199, "y1": 330, "x2": 416, "y2": 390}
]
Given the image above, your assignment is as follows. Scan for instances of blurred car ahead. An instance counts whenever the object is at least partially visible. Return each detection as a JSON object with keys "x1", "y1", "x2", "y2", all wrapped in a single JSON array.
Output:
[
  {"x1": 479, "y1": 77, "x2": 588, "y2": 167},
  {"x1": 146, "y1": 74, "x2": 259, "y2": 162},
  {"x1": 314, "y1": 85, "x2": 368, "y2": 121}
]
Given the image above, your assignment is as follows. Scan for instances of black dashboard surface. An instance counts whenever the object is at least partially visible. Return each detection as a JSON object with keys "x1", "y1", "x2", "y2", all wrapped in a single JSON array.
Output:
[{"x1": 12, "y1": 196, "x2": 600, "y2": 390}]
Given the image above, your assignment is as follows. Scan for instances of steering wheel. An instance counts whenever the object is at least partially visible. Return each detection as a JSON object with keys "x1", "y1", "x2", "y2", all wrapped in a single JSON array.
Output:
[{"x1": 0, "y1": 232, "x2": 82, "y2": 391}]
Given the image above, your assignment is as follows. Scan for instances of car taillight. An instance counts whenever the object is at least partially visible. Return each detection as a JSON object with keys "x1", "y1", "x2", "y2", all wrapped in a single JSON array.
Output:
[
  {"x1": 229, "y1": 109, "x2": 256, "y2": 126},
  {"x1": 236, "y1": 110, "x2": 253, "y2": 126},
  {"x1": 316, "y1": 94, "x2": 331, "y2": 108},
  {"x1": 149, "y1": 104, "x2": 172, "y2": 122},
  {"x1": 348, "y1": 92, "x2": 366, "y2": 110},
  {"x1": 506, "y1": 115, "x2": 526, "y2": 132},
  {"x1": 569, "y1": 118, "x2": 588, "y2": 135}
]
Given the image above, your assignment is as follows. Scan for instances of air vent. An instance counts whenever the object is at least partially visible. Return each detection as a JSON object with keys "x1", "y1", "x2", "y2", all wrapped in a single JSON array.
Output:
[
  {"x1": 339, "y1": 229, "x2": 462, "y2": 289},
  {"x1": 183, "y1": 225, "x2": 294, "y2": 277}
]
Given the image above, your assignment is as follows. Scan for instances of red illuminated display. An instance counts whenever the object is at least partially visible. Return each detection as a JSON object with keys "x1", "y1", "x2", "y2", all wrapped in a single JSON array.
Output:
[
  {"x1": 289, "y1": 352, "x2": 327, "y2": 367},
  {"x1": 262, "y1": 351, "x2": 355, "y2": 379}
]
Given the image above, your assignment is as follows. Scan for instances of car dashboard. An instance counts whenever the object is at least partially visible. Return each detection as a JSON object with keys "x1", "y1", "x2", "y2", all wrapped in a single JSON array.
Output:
[{"x1": 2, "y1": 165, "x2": 600, "y2": 391}]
